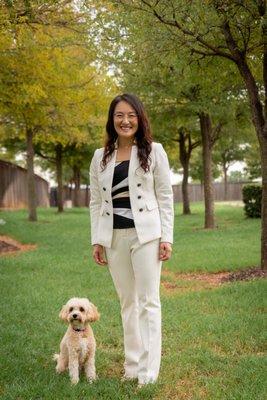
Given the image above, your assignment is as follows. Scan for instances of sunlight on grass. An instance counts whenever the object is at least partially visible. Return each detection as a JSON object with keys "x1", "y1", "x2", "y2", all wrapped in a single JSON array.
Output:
[{"x1": 0, "y1": 205, "x2": 265, "y2": 400}]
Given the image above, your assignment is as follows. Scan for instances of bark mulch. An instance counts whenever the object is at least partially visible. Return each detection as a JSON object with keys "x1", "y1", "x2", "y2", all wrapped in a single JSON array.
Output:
[
  {"x1": 220, "y1": 267, "x2": 267, "y2": 283},
  {"x1": 0, "y1": 236, "x2": 36, "y2": 255},
  {"x1": 161, "y1": 266, "x2": 266, "y2": 293},
  {"x1": 174, "y1": 266, "x2": 267, "y2": 285}
]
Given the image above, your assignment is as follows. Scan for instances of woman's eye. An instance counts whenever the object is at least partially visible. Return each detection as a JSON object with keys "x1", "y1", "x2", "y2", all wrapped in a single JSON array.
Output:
[
  {"x1": 80, "y1": 307, "x2": 84, "y2": 312},
  {"x1": 69, "y1": 307, "x2": 73, "y2": 312}
]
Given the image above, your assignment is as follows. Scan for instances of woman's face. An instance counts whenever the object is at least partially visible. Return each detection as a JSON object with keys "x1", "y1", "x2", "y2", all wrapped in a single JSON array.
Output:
[{"x1": 113, "y1": 101, "x2": 138, "y2": 140}]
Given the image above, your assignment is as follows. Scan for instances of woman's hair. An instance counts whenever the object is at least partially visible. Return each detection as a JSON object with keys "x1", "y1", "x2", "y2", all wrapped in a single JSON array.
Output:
[{"x1": 101, "y1": 93, "x2": 153, "y2": 172}]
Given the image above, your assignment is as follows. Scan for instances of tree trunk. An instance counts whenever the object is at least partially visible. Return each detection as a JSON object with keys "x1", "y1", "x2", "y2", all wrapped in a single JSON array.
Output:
[
  {"x1": 235, "y1": 58, "x2": 267, "y2": 269},
  {"x1": 73, "y1": 165, "x2": 81, "y2": 207},
  {"x1": 182, "y1": 163, "x2": 191, "y2": 214},
  {"x1": 223, "y1": 20, "x2": 267, "y2": 268},
  {"x1": 55, "y1": 143, "x2": 64, "y2": 213},
  {"x1": 199, "y1": 112, "x2": 215, "y2": 228},
  {"x1": 223, "y1": 163, "x2": 228, "y2": 201},
  {"x1": 260, "y1": 134, "x2": 267, "y2": 270},
  {"x1": 26, "y1": 127, "x2": 37, "y2": 221},
  {"x1": 85, "y1": 184, "x2": 89, "y2": 208},
  {"x1": 179, "y1": 130, "x2": 191, "y2": 215}
]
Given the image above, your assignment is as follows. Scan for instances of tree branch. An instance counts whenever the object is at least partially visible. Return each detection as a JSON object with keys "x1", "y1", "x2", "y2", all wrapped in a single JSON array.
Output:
[
  {"x1": 221, "y1": 20, "x2": 244, "y2": 63},
  {"x1": 35, "y1": 149, "x2": 55, "y2": 163},
  {"x1": 139, "y1": 0, "x2": 235, "y2": 61}
]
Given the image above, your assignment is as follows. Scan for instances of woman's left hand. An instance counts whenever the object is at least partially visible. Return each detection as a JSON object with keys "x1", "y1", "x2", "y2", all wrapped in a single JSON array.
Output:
[{"x1": 159, "y1": 242, "x2": 172, "y2": 261}]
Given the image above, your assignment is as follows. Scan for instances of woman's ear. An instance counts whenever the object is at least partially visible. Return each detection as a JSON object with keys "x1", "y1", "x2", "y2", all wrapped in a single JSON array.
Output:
[
  {"x1": 87, "y1": 304, "x2": 100, "y2": 323},
  {"x1": 59, "y1": 304, "x2": 68, "y2": 322}
]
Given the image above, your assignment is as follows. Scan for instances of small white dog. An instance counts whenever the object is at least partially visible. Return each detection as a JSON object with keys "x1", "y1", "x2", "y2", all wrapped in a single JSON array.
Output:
[{"x1": 54, "y1": 297, "x2": 100, "y2": 385}]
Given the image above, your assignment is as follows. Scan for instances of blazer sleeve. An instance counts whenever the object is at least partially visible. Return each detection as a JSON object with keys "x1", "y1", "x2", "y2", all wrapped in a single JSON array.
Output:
[
  {"x1": 154, "y1": 143, "x2": 174, "y2": 244},
  {"x1": 89, "y1": 149, "x2": 101, "y2": 245}
]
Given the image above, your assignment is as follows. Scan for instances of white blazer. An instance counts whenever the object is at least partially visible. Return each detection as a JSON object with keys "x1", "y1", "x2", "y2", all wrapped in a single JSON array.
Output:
[{"x1": 89, "y1": 142, "x2": 174, "y2": 248}]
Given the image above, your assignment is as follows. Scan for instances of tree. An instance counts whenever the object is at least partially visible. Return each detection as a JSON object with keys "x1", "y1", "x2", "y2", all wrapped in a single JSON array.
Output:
[
  {"x1": 177, "y1": 127, "x2": 200, "y2": 214},
  {"x1": 112, "y1": 0, "x2": 267, "y2": 268},
  {"x1": 92, "y1": 2, "x2": 248, "y2": 227},
  {"x1": 0, "y1": 1, "x2": 112, "y2": 219},
  {"x1": 215, "y1": 140, "x2": 246, "y2": 200},
  {"x1": 190, "y1": 147, "x2": 221, "y2": 184},
  {"x1": 244, "y1": 140, "x2": 261, "y2": 181}
]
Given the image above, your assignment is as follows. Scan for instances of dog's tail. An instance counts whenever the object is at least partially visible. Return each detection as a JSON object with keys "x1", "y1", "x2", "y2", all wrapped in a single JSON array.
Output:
[{"x1": 53, "y1": 353, "x2": 59, "y2": 362}]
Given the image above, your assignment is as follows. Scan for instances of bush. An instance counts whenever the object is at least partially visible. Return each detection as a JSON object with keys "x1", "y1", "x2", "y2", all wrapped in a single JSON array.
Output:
[{"x1": 242, "y1": 184, "x2": 262, "y2": 218}]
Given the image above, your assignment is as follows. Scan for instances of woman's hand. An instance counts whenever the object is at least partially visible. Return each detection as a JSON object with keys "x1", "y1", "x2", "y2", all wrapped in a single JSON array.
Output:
[
  {"x1": 159, "y1": 242, "x2": 172, "y2": 261},
  {"x1": 92, "y1": 244, "x2": 108, "y2": 266}
]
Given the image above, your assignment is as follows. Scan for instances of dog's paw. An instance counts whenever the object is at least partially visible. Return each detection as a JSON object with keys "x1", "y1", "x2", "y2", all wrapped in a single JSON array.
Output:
[
  {"x1": 70, "y1": 377, "x2": 79, "y2": 385},
  {"x1": 56, "y1": 365, "x2": 66, "y2": 374},
  {"x1": 87, "y1": 376, "x2": 96, "y2": 384},
  {"x1": 53, "y1": 353, "x2": 59, "y2": 362}
]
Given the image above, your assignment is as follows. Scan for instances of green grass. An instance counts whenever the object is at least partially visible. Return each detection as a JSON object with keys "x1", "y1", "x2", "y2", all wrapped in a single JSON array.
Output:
[
  {"x1": 0, "y1": 203, "x2": 266, "y2": 400},
  {"x1": 170, "y1": 202, "x2": 261, "y2": 273}
]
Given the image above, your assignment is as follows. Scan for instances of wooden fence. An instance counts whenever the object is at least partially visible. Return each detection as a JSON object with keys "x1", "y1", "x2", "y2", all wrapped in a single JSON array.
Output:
[
  {"x1": 50, "y1": 181, "x2": 250, "y2": 207},
  {"x1": 0, "y1": 160, "x2": 49, "y2": 209},
  {"x1": 50, "y1": 186, "x2": 90, "y2": 208},
  {"x1": 0, "y1": 159, "x2": 250, "y2": 209},
  {"x1": 172, "y1": 181, "x2": 249, "y2": 203}
]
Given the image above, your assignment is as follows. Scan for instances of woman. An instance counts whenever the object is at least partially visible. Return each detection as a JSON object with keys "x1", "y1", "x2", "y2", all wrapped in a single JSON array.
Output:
[{"x1": 89, "y1": 93, "x2": 174, "y2": 387}]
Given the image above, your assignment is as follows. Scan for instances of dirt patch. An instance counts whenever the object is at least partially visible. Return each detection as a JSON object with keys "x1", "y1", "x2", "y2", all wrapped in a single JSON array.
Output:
[
  {"x1": 0, "y1": 235, "x2": 36, "y2": 255},
  {"x1": 0, "y1": 240, "x2": 19, "y2": 253},
  {"x1": 162, "y1": 281, "x2": 179, "y2": 290},
  {"x1": 161, "y1": 266, "x2": 266, "y2": 294},
  {"x1": 174, "y1": 271, "x2": 230, "y2": 286},
  {"x1": 221, "y1": 267, "x2": 267, "y2": 283}
]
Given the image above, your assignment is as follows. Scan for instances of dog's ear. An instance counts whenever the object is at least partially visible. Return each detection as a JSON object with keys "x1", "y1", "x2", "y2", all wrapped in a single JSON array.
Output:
[
  {"x1": 59, "y1": 304, "x2": 68, "y2": 322},
  {"x1": 87, "y1": 304, "x2": 100, "y2": 323}
]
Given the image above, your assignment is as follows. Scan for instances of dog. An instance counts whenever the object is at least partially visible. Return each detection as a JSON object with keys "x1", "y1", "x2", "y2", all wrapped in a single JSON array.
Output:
[{"x1": 53, "y1": 297, "x2": 100, "y2": 385}]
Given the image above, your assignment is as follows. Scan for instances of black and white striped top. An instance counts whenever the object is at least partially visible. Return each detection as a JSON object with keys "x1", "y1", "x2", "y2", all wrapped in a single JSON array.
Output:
[{"x1": 112, "y1": 160, "x2": 135, "y2": 229}]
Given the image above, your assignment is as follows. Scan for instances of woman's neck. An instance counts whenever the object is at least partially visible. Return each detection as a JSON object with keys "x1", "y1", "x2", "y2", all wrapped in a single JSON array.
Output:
[{"x1": 117, "y1": 138, "x2": 135, "y2": 149}]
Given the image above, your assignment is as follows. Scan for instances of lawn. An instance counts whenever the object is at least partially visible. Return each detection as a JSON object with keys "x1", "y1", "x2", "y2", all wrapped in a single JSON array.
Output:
[{"x1": 0, "y1": 203, "x2": 266, "y2": 400}]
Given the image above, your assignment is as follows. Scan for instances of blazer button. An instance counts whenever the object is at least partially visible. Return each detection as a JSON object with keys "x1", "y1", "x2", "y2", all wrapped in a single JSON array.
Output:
[
  {"x1": 137, "y1": 183, "x2": 141, "y2": 187},
  {"x1": 106, "y1": 212, "x2": 110, "y2": 216},
  {"x1": 139, "y1": 208, "x2": 143, "y2": 212},
  {"x1": 103, "y1": 187, "x2": 106, "y2": 191},
  {"x1": 138, "y1": 195, "x2": 141, "y2": 199},
  {"x1": 105, "y1": 200, "x2": 109, "y2": 203}
]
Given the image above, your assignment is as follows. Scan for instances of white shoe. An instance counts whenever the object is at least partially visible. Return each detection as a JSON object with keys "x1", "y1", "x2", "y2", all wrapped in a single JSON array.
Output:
[
  {"x1": 137, "y1": 382, "x2": 145, "y2": 389},
  {"x1": 137, "y1": 380, "x2": 156, "y2": 388}
]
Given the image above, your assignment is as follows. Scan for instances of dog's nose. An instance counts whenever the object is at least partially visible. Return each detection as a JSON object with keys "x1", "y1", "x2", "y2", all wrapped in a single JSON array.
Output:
[{"x1": 72, "y1": 314, "x2": 78, "y2": 319}]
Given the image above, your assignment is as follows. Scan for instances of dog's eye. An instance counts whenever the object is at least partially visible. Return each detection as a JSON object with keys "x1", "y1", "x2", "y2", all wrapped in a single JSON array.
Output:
[
  {"x1": 79, "y1": 307, "x2": 85, "y2": 312},
  {"x1": 69, "y1": 307, "x2": 73, "y2": 312}
]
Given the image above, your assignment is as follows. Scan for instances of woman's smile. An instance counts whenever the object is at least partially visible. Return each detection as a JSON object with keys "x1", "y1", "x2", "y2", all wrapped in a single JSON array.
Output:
[{"x1": 120, "y1": 126, "x2": 132, "y2": 132}]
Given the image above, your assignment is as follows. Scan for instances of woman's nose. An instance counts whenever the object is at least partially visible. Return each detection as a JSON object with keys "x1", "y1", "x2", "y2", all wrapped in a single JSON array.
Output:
[{"x1": 122, "y1": 115, "x2": 130, "y2": 123}]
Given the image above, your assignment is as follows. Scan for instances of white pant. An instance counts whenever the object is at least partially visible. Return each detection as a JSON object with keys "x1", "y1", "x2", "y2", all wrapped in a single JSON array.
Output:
[{"x1": 104, "y1": 227, "x2": 162, "y2": 384}]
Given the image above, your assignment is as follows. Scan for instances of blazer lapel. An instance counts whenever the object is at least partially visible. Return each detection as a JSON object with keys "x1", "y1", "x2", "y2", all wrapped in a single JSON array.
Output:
[
  {"x1": 99, "y1": 149, "x2": 117, "y2": 193},
  {"x1": 99, "y1": 144, "x2": 140, "y2": 194},
  {"x1": 129, "y1": 145, "x2": 140, "y2": 179}
]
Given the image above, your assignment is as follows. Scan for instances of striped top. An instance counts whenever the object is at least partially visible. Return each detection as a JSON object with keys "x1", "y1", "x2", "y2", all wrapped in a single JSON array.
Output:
[{"x1": 112, "y1": 160, "x2": 135, "y2": 229}]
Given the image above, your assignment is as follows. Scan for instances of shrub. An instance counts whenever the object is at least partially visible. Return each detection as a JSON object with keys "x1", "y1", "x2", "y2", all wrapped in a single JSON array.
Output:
[{"x1": 242, "y1": 184, "x2": 262, "y2": 218}]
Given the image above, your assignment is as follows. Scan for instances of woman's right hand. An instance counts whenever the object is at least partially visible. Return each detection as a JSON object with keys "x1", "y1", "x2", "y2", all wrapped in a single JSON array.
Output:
[{"x1": 92, "y1": 244, "x2": 108, "y2": 266}]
